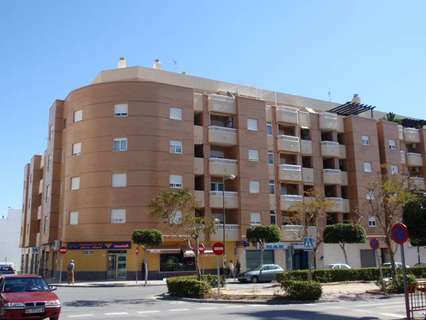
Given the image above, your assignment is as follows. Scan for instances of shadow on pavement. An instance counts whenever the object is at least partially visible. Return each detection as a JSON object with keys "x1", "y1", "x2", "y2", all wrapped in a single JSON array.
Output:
[{"x1": 232, "y1": 310, "x2": 380, "y2": 320}]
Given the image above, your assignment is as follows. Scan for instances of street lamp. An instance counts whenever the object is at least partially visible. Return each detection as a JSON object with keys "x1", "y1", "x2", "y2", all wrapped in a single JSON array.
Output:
[{"x1": 222, "y1": 174, "x2": 236, "y2": 270}]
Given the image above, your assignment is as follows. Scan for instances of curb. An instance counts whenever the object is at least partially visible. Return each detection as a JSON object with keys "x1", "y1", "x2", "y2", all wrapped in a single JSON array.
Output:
[{"x1": 52, "y1": 283, "x2": 166, "y2": 288}]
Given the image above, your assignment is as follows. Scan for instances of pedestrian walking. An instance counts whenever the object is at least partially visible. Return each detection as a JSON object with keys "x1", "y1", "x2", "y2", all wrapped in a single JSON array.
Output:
[
  {"x1": 67, "y1": 259, "x2": 75, "y2": 284},
  {"x1": 228, "y1": 260, "x2": 235, "y2": 280},
  {"x1": 235, "y1": 259, "x2": 241, "y2": 278}
]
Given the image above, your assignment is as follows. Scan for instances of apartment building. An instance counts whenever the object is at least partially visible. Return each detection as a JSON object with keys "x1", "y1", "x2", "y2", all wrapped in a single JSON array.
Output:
[{"x1": 20, "y1": 60, "x2": 426, "y2": 280}]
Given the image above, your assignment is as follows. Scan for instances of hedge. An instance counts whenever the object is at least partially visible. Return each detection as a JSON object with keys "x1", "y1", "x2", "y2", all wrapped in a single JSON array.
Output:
[
  {"x1": 277, "y1": 266, "x2": 426, "y2": 283},
  {"x1": 167, "y1": 276, "x2": 211, "y2": 298},
  {"x1": 281, "y1": 280, "x2": 322, "y2": 300}
]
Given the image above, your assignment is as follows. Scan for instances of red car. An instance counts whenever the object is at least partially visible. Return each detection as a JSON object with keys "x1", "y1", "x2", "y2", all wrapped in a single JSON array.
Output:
[{"x1": 0, "y1": 274, "x2": 61, "y2": 320}]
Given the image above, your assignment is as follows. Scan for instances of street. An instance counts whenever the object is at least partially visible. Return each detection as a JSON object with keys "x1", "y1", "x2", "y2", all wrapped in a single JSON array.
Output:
[{"x1": 56, "y1": 285, "x2": 410, "y2": 320}]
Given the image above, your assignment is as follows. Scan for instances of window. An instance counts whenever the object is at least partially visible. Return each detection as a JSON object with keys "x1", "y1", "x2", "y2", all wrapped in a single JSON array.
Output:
[
  {"x1": 111, "y1": 209, "x2": 126, "y2": 224},
  {"x1": 388, "y1": 139, "x2": 397, "y2": 150},
  {"x1": 72, "y1": 142, "x2": 81, "y2": 156},
  {"x1": 361, "y1": 135, "x2": 370, "y2": 145},
  {"x1": 73, "y1": 110, "x2": 83, "y2": 123},
  {"x1": 112, "y1": 173, "x2": 127, "y2": 187},
  {"x1": 368, "y1": 216, "x2": 377, "y2": 228},
  {"x1": 169, "y1": 210, "x2": 183, "y2": 224},
  {"x1": 69, "y1": 211, "x2": 79, "y2": 225},
  {"x1": 266, "y1": 122, "x2": 273, "y2": 135},
  {"x1": 113, "y1": 138, "x2": 128, "y2": 152},
  {"x1": 390, "y1": 165, "x2": 399, "y2": 175},
  {"x1": 249, "y1": 180, "x2": 260, "y2": 193},
  {"x1": 248, "y1": 149, "x2": 259, "y2": 161},
  {"x1": 71, "y1": 177, "x2": 80, "y2": 190},
  {"x1": 169, "y1": 140, "x2": 183, "y2": 154},
  {"x1": 114, "y1": 104, "x2": 128, "y2": 117},
  {"x1": 269, "y1": 180, "x2": 275, "y2": 194},
  {"x1": 170, "y1": 107, "x2": 182, "y2": 120},
  {"x1": 363, "y1": 162, "x2": 372, "y2": 173},
  {"x1": 247, "y1": 119, "x2": 258, "y2": 131},
  {"x1": 250, "y1": 212, "x2": 261, "y2": 225},
  {"x1": 211, "y1": 182, "x2": 224, "y2": 192},
  {"x1": 211, "y1": 149, "x2": 224, "y2": 158},
  {"x1": 270, "y1": 211, "x2": 277, "y2": 225},
  {"x1": 169, "y1": 175, "x2": 183, "y2": 189},
  {"x1": 268, "y1": 151, "x2": 274, "y2": 165}
]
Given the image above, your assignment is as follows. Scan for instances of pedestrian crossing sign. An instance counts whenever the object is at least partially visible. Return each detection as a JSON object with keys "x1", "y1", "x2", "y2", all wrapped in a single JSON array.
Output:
[{"x1": 303, "y1": 237, "x2": 315, "y2": 250}]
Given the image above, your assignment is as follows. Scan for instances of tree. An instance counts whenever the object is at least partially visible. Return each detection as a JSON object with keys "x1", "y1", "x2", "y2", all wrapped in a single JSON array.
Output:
[
  {"x1": 403, "y1": 197, "x2": 426, "y2": 264},
  {"x1": 246, "y1": 225, "x2": 281, "y2": 267},
  {"x1": 149, "y1": 189, "x2": 215, "y2": 279},
  {"x1": 367, "y1": 175, "x2": 416, "y2": 277},
  {"x1": 323, "y1": 223, "x2": 367, "y2": 264},
  {"x1": 132, "y1": 229, "x2": 163, "y2": 286},
  {"x1": 289, "y1": 191, "x2": 333, "y2": 268}
]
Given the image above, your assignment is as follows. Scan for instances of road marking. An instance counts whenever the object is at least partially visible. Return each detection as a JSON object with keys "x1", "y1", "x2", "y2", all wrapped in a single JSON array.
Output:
[
  {"x1": 67, "y1": 315, "x2": 94, "y2": 318},
  {"x1": 104, "y1": 312, "x2": 129, "y2": 316},
  {"x1": 168, "y1": 308, "x2": 190, "y2": 312},
  {"x1": 137, "y1": 310, "x2": 161, "y2": 314},
  {"x1": 197, "y1": 307, "x2": 218, "y2": 310},
  {"x1": 379, "y1": 312, "x2": 405, "y2": 319},
  {"x1": 249, "y1": 304, "x2": 268, "y2": 307}
]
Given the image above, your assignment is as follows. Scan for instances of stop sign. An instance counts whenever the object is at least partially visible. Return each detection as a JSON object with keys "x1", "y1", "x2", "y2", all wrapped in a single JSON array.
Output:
[
  {"x1": 212, "y1": 242, "x2": 225, "y2": 255},
  {"x1": 59, "y1": 247, "x2": 67, "y2": 254}
]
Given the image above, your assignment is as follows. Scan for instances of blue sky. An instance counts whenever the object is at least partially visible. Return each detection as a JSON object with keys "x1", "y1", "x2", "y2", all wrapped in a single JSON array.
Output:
[{"x1": 1, "y1": 0, "x2": 425, "y2": 215}]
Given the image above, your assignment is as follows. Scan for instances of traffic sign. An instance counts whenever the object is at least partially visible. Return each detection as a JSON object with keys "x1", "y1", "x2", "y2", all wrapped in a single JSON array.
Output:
[
  {"x1": 59, "y1": 247, "x2": 67, "y2": 254},
  {"x1": 212, "y1": 242, "x2": 225, "y2": 255},
  {"x1": 369, "y1": 238, "x2": 380, "y2": 250},
  {"x1": 198, "y1": 243, "x2": 205, "y2": 254},
  {"x1": 391, "y1": 223, "x2": 409, "y2": 245},
  {"x1": 303, "y1": 237, "x2": 315, "y2": 250}
]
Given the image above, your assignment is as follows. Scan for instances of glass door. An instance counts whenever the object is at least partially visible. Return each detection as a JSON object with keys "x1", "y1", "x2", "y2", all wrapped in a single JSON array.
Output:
[
  {"x1": 116, "y1": 254, "x2": 127, "y2": 280},
  {"x1": 106, "y1": 254, "x2": 117, "y2": 280},
  {"x1": 106, "y1": 253, "x2": 127, "y2": 280}
]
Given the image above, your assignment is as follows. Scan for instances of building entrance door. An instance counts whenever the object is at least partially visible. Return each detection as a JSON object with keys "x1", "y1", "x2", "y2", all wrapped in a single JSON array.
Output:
[{"x1": 106, "y1": 252, "x2": 127, "y2": 280}]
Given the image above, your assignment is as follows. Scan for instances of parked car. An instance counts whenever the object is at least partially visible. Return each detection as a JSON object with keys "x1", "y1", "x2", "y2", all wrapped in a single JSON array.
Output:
[
  {"x1": 382, "y1": 262, "x2": 410, "y2": 268},
  {"x1": 327, "y1": 263, "x2": 352, "y2": 270},
  {"x1": 0, "y1": 274, "x2": 61, "y2": 320},
  {"x1": 238, "y1": 264, "x2": 284, "y2": 283},
  {"x1": 0, "y1": 265, "x2": 15, "y2": 275}
]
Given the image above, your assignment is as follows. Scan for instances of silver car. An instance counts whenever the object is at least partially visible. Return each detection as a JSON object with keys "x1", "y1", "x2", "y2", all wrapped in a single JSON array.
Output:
[{"x1": 238, "y1": 264, "x2": 284, "y2": 283}]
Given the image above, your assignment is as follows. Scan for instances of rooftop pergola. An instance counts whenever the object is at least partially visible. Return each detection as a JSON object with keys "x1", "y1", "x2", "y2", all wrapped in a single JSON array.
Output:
[{"x1": 328, "y1": 102, "x2": 376, "y2": 117}]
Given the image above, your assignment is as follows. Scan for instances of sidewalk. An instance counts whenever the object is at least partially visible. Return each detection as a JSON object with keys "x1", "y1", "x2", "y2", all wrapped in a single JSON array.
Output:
[{"x1": 52, "y1": 279, "x2": 166, "y2": 287}]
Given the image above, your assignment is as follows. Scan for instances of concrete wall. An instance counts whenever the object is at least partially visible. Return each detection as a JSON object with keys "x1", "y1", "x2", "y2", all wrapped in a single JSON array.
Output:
[{"x1": 0, "y1": 208, "x2": 22, "y2": 269}]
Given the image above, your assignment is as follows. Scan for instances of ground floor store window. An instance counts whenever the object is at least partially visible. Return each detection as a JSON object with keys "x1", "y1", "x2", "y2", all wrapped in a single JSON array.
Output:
[
  {"x1": 245, "y1": 250, "x2": 274, "y2": 270},
  {"x1": 160, "y1": 253, "x2": 195, "y2": 272}
]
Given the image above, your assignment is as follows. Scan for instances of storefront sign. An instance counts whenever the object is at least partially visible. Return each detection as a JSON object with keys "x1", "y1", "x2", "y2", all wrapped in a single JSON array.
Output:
[
  {"x1": 265, "y1": 242, "x2": 288, "y2": 250},
  {"x1": 67, "y1": 242, "x2": 131, "y2": 250}
]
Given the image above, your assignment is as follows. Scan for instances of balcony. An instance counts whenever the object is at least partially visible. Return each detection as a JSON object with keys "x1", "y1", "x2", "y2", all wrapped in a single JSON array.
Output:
[
  {"x1": 321, "y1": 141, "x2": 346, "y2": 158},
  {"x1": 326, "y1": 197, "x2": 350, "y2": 213},
  {"x1": 269, "y1": 194, "x2": 277, "y2": 210},
  {"x1": 279, "y1": 164, "x2": 302, "y2": 181},
  {"x1": 409, "y1": 177, "x2": 425, "y2": 191},
  {"x1": 282, "y1": 225, "x2": 317, "y2": 242},
  {"x1": 208, "y1": 126, "x2": 237, "y2": 146},
  {"x1": 276, "y1": 106, "x2": 299, "y2": 124},
  {"x1": 210, "y1": 191, "x2": 239, "y2": 209},
  {"x1": 303, "y1": 168, "x2": 314, "y2": 184},
  {"x1": 299, "y1": 111, "x2": 311, "y2": 128},
  {"x1": 323, "y1": 169, "x2": 348, "y2": 185},
  {"x1": 280, "y1": 194, "x2": 303, "y2": 211},
  {"x1": 407, "y1": 152, "x2": 423, "y2": 167},
  {"x1": 38, "y1": 179, "x2": 43, "y2": 194},
  {"x1": 277, "y1": 135, "x2": 300, "y2": 153},
  {"x1": 208, "y1": 94, "x2": 236, "y2": 114},
  {"x1": 400, "y1": 151, "x2": 406, "y2": 164},
  {"x1": 194, "y1": 190, "x2": 205, "y2": 207},
  {"x1": 194, "y1": 125, "x2": 203, "y2": 144},
  {"x1": 194, "y1": 158, "x2": 204, "y2": 175},
  {"x1": 209, "y1": 158, "x2": 238, "y2": 176},
  {"x1": 36, "y1": 233, "x2": 41, "y2": 247},
  {"x1": 404, "y1": 127, "x2": 420, "y2": 143},
  {"x1": 211, "y1": 224, "x2": 240, "y2": 241},
  {"x1": 319, "y1": 112, "x2": 344, "y2": 132},
  {"x1": 398, "y1": 125, "x2": 404, "y2": 140},
  {"x1": 301, "y1": 140, "x2": 312, "y2": 154},
  {"x1": 193, "y1": 93, "x2": 203, "y2": 112},
  {"x1": 37, "y1": 206, "x2": 42, "y2": 220}
]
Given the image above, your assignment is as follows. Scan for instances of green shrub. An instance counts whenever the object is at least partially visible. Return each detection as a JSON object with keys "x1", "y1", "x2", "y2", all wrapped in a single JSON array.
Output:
[
  {"x1": 388, "y1": 273, "x2": 417, "y2": 294},
  {"x1": 167, "y1": 276, "x2": 211, "y2": 298},
  {"x1": 276, "y1": 266, "x2": 426, "y2": 284},
  {"x1": 281, "y1": 280, "x2": 322, "y2": 300}
]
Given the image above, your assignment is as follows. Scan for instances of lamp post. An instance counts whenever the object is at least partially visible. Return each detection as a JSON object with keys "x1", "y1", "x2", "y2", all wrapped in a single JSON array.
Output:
[{"x1": 222, "y1": 174, "x2": 236, "y2": 272}]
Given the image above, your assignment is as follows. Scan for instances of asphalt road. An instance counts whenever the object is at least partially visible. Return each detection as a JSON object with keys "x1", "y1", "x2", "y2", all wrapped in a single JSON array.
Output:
[{"x1": 56, "y1": 285, "x2": 413, "y2": 320}]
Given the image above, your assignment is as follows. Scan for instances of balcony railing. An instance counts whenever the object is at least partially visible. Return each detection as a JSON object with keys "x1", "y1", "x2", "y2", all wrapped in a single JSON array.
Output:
[
  {"x1": 326, "y1": 197, "x2": 350, "y2": 213},
  {"x1": 301, "y1": 140, "x2": 312, "y2": 154},
  {"x1": 279, "y1": 164, "x2": 302, "y2": 181},
  {"x1": 209, "y1": 158, "x2": 238, "y2": 176},
  {"x1": 282, "y1": 225, "x2": 317, "y2": 242},
  {"x1": 319, "y1": 112, "x2": 344, "y2": 132},
  {"x1": 211, "y1": 224, "x2": 240, "y2": 241},
  {"x1": 323, "y1": 169, "x2": 348, "y2": 185},
  {"x1": 277, "y1": 135, "x2": 300, "y2": 153},
  {"x1": 407, "y1": 152, "x2": 423, "y2": 167},
  {"x1": 403, "y1": 127, "x2": 421, "y2": 143},
  {"x1": 208, "y1": 126, "x2": 237, "y2": 146},
  {"x1": 400, "y1": 150, "x2": 406, "y2": 164},
  {"x1": 194, "y1": 190, "x2": 205, "y2": 207},
  {"x1": 209, "y1": 191, "x2": 239, "y2": 209},
  {"x1": 194, "y1": 158, "x2": 204, "y2": 175},
  {"x1": 276, "y1": 106, "x2": 299, "y2": 124},
  {"x1": 299, "y1": 111, "x2": 311, "y2": 128},
  {"x1": 280, "y1": 194, "x2": 303, "y2": 210},
  {"x1": 409, "y1": 177, "x2": 425, "y2": 191},
  {"x1": 194, "y1": 125, "x2": 203, "y2": 144},
  {"x1": 321, "y1": 141, "x2": 346, "y2": 158},
  {"x1": 193, "y1": 93, "x2": 203, "y2": 112},
  {"x1": 208, "y1": 94, "x2": 236, "y2": 114},
  {"x1": 303, "y1": 168, "x2": 314, "y2": 184},
  {"x1": 398, "y1": 125, "x2": 404, "y2": 140}
]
